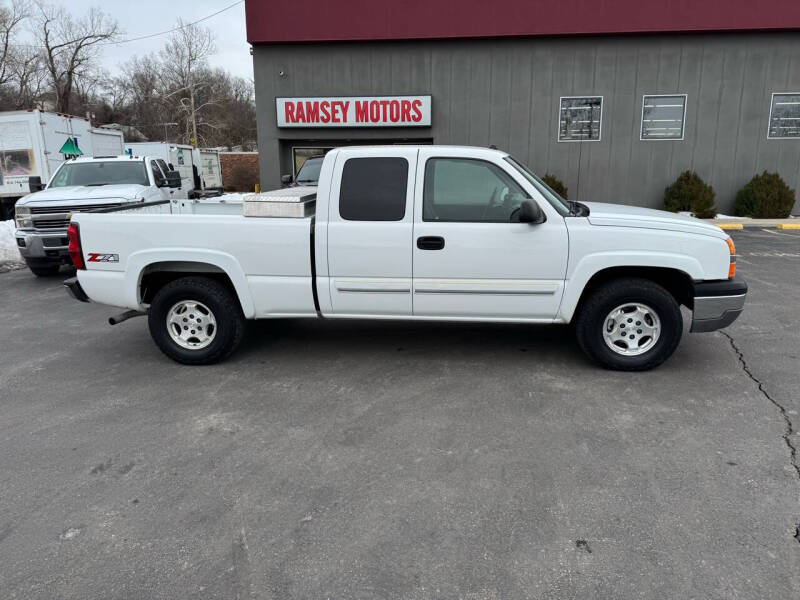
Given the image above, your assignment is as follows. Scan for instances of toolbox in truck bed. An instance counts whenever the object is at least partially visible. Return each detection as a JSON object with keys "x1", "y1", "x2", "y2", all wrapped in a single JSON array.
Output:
[{"x1": 243, "y1": 186, "x2": 317, "y2": 218}]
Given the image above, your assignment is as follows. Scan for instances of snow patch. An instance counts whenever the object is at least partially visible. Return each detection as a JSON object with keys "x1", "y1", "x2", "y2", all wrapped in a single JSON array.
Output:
[
  {"x1": 0, "y1": 219, "x2": 24, "y2": 270},
  {"x1": 214, "y1": 193, "x2": 247, "y2": 203}
]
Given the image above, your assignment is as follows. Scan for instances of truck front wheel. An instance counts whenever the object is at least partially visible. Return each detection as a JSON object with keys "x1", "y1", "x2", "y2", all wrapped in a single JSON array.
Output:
[
  {"x1": 575, "y1": 278, "x2": 683, "y2": 371},
  {"x1": 148, "y1": 276, "x2": 245, "y2": 365}
]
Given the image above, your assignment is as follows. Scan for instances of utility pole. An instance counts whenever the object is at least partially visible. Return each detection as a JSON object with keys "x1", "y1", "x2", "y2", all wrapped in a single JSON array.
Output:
[
  {"x1": 189, "y1": 89, "x2": 198, "y2": 147},
  {"x1": 157, "y1": 122, "x2": 178, "y2": 142}
]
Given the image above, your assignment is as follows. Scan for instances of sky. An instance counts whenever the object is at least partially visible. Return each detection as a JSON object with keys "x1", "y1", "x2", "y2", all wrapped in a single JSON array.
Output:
[{"x1": 56, "y1": 0, "x2": 253, "y2": 81}]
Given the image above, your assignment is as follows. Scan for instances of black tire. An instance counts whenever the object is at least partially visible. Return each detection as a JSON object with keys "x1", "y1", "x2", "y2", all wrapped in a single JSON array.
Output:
[
  {"x1": 26, "y1": 262, "x2": 61, "y2": 277},
  {"x1": 148, "y1": 276, "x2": 245, "y2": 365},
  {"x1": 575, "y1": 278, "x2": 683, "y2": 371}
]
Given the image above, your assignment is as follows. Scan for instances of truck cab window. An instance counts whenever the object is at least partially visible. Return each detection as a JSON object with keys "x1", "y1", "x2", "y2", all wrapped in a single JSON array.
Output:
[
  {"x1": 423, "y1": 158, "x2": 529, "y2": 222},
  {"x1": 339, "y1": 157, "x2": 408, "y2": 221}
]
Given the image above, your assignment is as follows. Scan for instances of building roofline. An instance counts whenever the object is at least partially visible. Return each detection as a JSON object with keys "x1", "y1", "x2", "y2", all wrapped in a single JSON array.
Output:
[{"x1": 245, "y1": 0, "x2": 800, "y2": 45}]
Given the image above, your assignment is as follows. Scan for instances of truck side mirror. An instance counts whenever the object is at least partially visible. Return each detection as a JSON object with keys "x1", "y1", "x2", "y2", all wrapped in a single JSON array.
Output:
[
  {"x1": 28, "y1": 176, "x2": 44, "y2": 192},
  {"x1": 281, "y1": 174, "x2": 292, "y2": 185},
  {"x1": 166, "y1": 170, "x2": 182, "y2": 188},
  {"x1": 518, "y1": 199, "x2": 546, "y2": 224}
]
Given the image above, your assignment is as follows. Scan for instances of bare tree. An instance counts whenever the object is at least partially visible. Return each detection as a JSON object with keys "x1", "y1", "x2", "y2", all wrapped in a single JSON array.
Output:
[
  {"x1": 0, "y1": 0, "x2": 29, "y2": 88},
  {"x1": 35, "y1": 2, "x2": 118, "y2": 114},
  {"x1": 6, "y1": 49, "x2": 45, "y2": 108},
  {"x1": 160, "y1": 18, "x2": 215, "y2": 147}
]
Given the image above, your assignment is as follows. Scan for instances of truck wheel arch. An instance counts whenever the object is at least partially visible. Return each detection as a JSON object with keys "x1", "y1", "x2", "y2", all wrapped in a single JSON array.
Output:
[
  {"x1": 128, "y1": 253, "x2": 255, "y2": 319},
  {"x1": 562, "y1": 265, "x2": 696, "y2": 324}
]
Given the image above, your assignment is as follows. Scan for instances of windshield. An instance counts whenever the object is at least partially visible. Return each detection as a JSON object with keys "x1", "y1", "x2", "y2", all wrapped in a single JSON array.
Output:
[
  {"x1": 49, "y1": 161, "x2": 149, "y2": 188},
  {"x1": 504, "y1": 156, "x2": 571, "y2": 216},
  {"x1": 295, "y1": 157, "x2": 323, "y2": 184}
]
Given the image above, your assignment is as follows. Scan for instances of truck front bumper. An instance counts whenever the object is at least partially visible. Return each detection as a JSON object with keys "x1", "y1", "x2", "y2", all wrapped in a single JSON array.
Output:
[
  {"x1": 690, "y1": 276, "x2": 748, "y2": 333},
  {"x1": 14, "y1": 229, "x2": 70, "y2": 263}
]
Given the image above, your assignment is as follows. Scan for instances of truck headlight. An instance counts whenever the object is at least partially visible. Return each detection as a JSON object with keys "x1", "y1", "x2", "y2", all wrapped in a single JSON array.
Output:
[{"x1": 14, "y1": 205, "x2": 32, "y2": 229}]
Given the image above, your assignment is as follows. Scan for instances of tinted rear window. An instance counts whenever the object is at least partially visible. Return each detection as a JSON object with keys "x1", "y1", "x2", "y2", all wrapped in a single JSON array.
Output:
[{"x1": 339, "y1": 157, "x2": 408, "y2": 221}]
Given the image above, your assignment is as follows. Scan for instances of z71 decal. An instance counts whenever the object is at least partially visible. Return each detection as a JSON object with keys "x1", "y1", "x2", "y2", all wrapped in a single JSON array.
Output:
[{"x1": 87, "y1": 253, "x2": 119, "y2": 263}]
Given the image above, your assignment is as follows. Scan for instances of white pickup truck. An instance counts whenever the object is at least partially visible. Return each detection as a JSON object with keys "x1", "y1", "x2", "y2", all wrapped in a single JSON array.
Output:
[
  {"x1": 14, "y1": 155, "x2": 183, "y2": 275},
  {"x1": 64, "y1": 145, "x2": 747, "y2": 370}
]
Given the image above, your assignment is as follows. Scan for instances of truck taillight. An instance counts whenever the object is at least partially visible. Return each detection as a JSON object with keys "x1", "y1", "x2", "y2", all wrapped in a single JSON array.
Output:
[
  {"x1": 67, "y1": 223, "x2": 85, "y2": 270},
  {"x1": 726, "y1": 237, "x2": 736, "y2": 278}
]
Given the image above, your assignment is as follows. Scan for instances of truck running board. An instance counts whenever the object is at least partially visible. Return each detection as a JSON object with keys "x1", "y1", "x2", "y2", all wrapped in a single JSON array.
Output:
[{"x1": 108, "y1": 309, "x2": 148, "y2": 326}]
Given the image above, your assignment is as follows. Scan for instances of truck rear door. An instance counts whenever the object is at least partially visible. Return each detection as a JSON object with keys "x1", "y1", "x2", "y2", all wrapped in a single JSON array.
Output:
[{"x1": 324, "y1": 148, "x2": 417, "y2": 316}]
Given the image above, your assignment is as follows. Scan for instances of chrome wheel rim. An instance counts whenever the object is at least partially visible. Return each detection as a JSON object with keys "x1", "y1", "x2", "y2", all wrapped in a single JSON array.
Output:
[
  {"x1": 166, "y1": 300, "x2": 217, "y2": 350},
  {"x1": 602, "y1": 303, "x2": 661, "y2": 357}
]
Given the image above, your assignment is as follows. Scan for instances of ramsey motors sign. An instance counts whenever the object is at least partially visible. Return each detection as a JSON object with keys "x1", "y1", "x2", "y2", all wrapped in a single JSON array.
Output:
[{"x1": 276, "y1": 96, "x2": 432, "y2": 127}]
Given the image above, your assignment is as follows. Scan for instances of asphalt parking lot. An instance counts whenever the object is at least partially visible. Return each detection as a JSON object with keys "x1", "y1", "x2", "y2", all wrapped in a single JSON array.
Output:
[{"x1": 1, "y1": 229, "x2": 798, "y2": 599}]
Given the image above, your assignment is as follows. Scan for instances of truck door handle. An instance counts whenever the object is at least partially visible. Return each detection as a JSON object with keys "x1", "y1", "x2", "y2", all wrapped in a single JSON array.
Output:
[{"x1": 417, "y1": 236, "x2": 445, "y2": 250}]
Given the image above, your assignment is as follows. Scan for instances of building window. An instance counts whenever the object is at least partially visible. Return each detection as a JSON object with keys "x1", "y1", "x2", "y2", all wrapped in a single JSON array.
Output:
[
  {"x1": 339, "y1": 157, "x2": 408, "y2": 221},
  {"x1": 422, "y1": 158, "x2": 529, "y2": 223},
  {"x1": 558, "y1": 96, "x2": 602, "y2": 142},
  {"x1": 641, "y1": 94, "x2": 686, "y2": 140},
  {"x1": 767, "y1": 93, "x2": 800, "y2": 139}
]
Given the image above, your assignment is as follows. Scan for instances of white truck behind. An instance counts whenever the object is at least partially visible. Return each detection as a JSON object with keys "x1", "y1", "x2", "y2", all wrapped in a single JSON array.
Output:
[
  {"x1": 64, "y1": 145, "x2": 747, "y2": 371},
  {"x1": 14, "y1": 155, "x2": 182, "y2": 275}
]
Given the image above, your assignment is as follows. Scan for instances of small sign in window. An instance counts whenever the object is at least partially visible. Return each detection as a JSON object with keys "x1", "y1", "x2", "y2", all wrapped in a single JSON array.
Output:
[
  {"x1": 558, "y1": 96, "x2": 602, "y2": 142},
  {"x1": 641, "y1": 95, "x2": 686, "y2": 140},
  {"x1": 768, "y1": 93, "x2": 800, "y2": 139}
]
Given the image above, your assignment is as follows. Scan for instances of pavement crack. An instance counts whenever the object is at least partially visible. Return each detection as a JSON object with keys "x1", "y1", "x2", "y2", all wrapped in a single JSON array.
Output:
[
  {"x1": 721, "y1": 331, "x2": 800, "y2": 482},
  {"x1": 721, "y1": 331, "x2": 800, "y2": 546}
]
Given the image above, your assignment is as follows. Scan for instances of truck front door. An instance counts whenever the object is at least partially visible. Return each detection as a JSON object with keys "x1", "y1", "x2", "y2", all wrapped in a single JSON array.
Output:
[
  {"x1": 411, "y1": 150, "x2": 569, "y2": 320},
  {"x1": 325, "y1": 148, "x2": 417, "y2": 317}
]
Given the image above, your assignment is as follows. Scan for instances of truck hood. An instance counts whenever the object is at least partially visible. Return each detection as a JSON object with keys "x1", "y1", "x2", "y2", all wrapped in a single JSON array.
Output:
[
  {"x1": 582, "y1": 202, "x2": 728, "y2": 239},
  {"x1": 17, "y1": 184, "x2": 146, "y2": 206}
]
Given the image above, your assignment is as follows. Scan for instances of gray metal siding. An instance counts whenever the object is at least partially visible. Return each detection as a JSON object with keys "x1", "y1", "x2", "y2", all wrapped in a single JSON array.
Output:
[{"x1": 253, "y1": 33, "x2": 800, "y2": 213}]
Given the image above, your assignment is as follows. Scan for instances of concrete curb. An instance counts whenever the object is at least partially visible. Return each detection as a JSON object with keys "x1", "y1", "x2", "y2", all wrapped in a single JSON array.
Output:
[{"x1": 701, "y1": 218, "x2": 800, "y2": 229}]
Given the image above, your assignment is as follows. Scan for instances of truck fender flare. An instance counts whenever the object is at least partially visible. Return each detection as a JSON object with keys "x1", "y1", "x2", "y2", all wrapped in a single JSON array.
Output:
[
  {"x1": 126, "y1": 249, "x2": 256, "y2": 318},
  {"x1": 558, "y1": 251, "x2": 703, "y2": 322}
]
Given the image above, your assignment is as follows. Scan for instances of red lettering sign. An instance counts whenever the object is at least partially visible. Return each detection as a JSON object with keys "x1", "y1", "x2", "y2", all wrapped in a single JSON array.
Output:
[{"x1": 277, "y1": 96, "x2": 430, "y2": 127}]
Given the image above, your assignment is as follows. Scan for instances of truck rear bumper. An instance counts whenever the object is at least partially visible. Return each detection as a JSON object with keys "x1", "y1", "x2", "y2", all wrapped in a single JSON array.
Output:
[
  {"x1": 64, "y1": 276, "x2": 90, "y2": 302},
  {"x1": 690, "y1": 276, "x2": 748, "y2": 333}
]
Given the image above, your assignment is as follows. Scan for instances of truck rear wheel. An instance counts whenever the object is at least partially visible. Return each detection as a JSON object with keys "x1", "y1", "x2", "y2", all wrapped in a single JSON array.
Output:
[
  {"x1": 148, "y1": 276, "x2": 245, "y2": 365},
  {"x1": 575, "y1": 278, "x2": 682, "y2": 371}
]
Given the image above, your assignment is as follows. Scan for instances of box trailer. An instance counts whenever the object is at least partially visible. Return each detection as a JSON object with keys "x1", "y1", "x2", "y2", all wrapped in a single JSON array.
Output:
[
  {"x1": 127, "y1": 142, "x2": 196, "y2": 196},
  {"x1": 89, "y1": 127, "x2": 125, "y2": 157},
  {"x1": 192, "y1": 148, "x2": 223, "y2": 193},
  {"x1": 0, "y1": 110, "x2": 93, "y2": 219}
]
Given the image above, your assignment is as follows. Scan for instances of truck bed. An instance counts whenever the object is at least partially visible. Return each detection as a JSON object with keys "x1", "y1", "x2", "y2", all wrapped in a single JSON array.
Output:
[{"x1": 73, "y1": 196, "x2": 317, "y2": 319}]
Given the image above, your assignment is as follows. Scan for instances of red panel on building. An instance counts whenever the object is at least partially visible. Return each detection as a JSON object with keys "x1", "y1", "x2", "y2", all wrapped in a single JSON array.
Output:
[{"x1": 246, "y1": 0, "x2": 800, "y2": 44}]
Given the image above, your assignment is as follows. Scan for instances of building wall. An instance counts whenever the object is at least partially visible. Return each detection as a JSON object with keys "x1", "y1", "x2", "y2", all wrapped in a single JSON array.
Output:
[
  {"x1": 219, "y1": 152, "x2": 260, "y2": 192},
  {"x1": 253, "y1": 32, "x2": 800, "y2": 212}
]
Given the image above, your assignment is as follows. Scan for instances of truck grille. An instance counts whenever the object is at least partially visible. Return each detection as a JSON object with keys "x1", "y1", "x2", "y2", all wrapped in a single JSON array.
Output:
[
  {"x1": 29, "y1": 204, "x2": 117, "y2": 232},
  {"x1": 32, "y1": 217, "x2": 71, "y2": 229}
]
